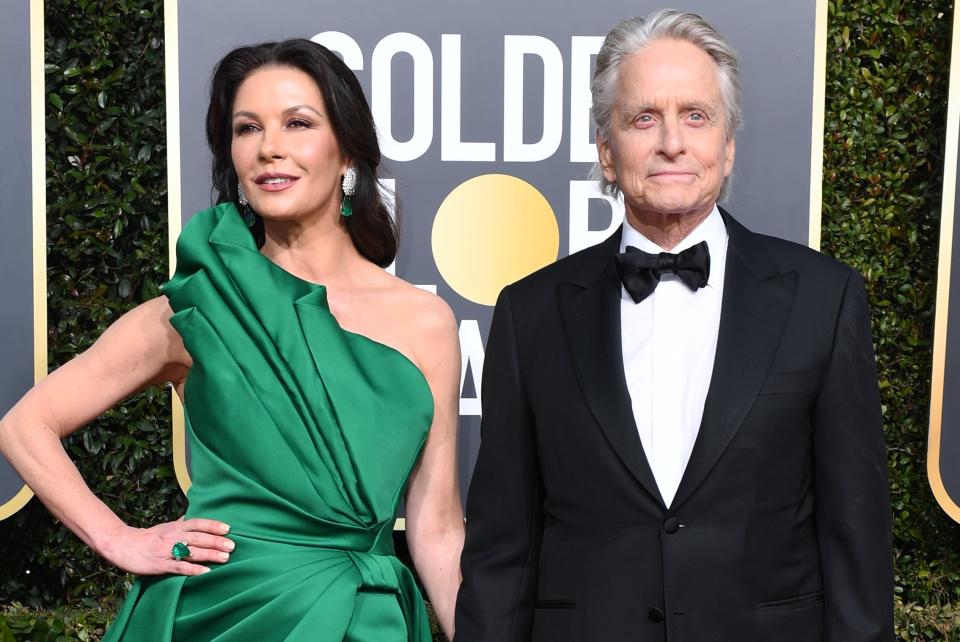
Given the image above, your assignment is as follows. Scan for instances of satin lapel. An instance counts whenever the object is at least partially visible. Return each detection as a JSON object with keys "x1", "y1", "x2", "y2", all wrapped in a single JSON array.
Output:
[
  {"x1": 671, "y1": 214, "x2": 798, "y2": 509},
  {"x1": 557, "y1": 234, "x2": 665, "y2": 507}
]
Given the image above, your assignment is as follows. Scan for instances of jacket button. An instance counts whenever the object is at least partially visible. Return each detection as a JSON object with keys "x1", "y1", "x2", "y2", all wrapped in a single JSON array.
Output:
[
  {"x1": 663, "y1": 517, "x2": 680, "y2": 534},
  {"x1": 648, "y1": 607, "x2": 665, "y2": 622}
]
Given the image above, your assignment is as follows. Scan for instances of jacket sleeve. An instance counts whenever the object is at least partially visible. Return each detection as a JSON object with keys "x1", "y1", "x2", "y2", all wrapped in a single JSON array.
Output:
[
  {"x1": 812, "y1": 270, "x2": 893, "y2": 641},
  {"x1": 454, "y1": 286, "x2": 543, "y2": 642}
]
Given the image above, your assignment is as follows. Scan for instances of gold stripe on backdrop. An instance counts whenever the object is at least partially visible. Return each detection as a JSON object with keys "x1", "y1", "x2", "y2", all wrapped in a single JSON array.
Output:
[
  {"x1": 927, "y1": 5, "x2": 960, "y2": 523},
  {"x1": 164, "y1": 0, "x2": 191, "y2": 495},
  {"x1": 808, "y1": 0, "x2": 828, "y2": 251},
  {"x1": 0, "y1": 0, "x2": 45, "y2": 520}
]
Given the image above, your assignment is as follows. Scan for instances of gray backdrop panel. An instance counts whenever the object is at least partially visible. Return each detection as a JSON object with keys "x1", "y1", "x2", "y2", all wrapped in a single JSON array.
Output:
[
  {"x1": 175, "y1": 0, "x2": 819, "y2": 501},
  {"x1": 0, "y1": 0, "x2": 34, "y2": 509}
]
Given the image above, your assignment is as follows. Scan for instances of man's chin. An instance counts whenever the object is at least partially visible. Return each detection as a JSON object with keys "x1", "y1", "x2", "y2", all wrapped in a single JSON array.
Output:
[{"x1": 627, "y1": 197, "x2": 714, "y2": 220}]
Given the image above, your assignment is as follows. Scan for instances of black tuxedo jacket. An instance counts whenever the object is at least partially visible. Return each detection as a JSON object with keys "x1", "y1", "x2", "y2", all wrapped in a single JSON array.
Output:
[{"x1": 454, "y1": 210, "x2": 892, "y2": 642}]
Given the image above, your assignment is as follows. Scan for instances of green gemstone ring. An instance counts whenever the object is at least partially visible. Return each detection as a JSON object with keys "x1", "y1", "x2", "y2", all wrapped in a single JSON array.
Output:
[{"x1": 171, "y1": 541, "x2": 191, "y2": 561}]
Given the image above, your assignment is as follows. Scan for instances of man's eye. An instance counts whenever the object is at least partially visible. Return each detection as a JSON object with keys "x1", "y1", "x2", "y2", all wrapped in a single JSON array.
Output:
[{"x1": 689, "y1": 113, "x2": 706, "y2": 122}]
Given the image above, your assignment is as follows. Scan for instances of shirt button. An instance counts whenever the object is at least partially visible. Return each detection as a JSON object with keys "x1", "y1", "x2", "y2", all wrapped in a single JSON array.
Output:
[
  {"x1": 648, "y1": 607, "x2": 665, "y2": 622},
  {"x1": 663, "y1": 517, "x2": 680, "y2": 534}
]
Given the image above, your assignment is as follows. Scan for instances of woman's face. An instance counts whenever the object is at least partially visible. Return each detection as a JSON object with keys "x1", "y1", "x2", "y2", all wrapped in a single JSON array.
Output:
[{"x1": 231, "y1": 65, "x2": 347, "y2": 225}]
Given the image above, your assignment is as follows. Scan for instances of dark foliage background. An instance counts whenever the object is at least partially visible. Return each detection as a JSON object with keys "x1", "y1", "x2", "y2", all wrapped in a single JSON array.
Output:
[
  {"x1": 2, "y1": 0, "x2": 960, "y2": 639},
  {"x1": 0, "y1": 0, "x2": 183, "y2": 612},
  {"x1": 821, "y1": 0, "x2": 960, "y2": 638}
]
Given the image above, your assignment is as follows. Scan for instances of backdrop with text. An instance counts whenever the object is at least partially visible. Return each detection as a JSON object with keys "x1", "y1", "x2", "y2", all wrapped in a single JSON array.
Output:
[
  {"x1": 167, "y1": 0, "x2": 825, "y2": 500},
  {"x1": 0, "y1": 0, "x2": 825, "y2": 517}
]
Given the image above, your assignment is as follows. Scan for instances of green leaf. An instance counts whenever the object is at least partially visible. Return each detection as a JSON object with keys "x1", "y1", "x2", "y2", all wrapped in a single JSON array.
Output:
[
  {"x1": 0, "y1": 619, "x2": 16, "y2": 642},
  {"x1": 63, "y1": 126, "x2": 85, "y2": 144}
]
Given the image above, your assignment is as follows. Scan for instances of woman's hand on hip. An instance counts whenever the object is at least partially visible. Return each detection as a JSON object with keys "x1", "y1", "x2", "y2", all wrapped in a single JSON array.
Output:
[{"x1": 101, "y1": 517, "x2": 234, "y2": 576}]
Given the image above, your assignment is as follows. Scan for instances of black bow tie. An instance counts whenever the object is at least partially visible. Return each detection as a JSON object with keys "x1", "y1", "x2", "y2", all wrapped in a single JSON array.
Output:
[{"x1": 614, "y1": 241, "x2": 711, "y2": 304}]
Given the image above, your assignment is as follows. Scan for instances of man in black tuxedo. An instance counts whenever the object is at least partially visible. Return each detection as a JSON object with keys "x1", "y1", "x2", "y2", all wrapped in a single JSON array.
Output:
[{"x1": 454, "y1": 9, "x2": 892, "y2": 642}]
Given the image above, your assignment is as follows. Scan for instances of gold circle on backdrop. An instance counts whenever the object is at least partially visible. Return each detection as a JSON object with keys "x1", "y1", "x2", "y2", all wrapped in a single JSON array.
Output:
[{"x1": 432, "y1": 174, "x2": 560, "y2": 306}]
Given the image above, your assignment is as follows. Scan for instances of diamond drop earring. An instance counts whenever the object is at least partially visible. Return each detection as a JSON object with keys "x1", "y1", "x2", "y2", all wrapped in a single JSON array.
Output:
[
  {"x1": 340, "y1": 167, "x2": 357, "y2": 217},
  {"x1": 237, "y1": 182, "x2": 255, "y2": 226}
]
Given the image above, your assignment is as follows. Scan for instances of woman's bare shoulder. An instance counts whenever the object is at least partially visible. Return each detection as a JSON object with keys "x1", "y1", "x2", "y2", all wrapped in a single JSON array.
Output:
[
  {"x1": 357, "y1": 273, "x2": 457, "y2": 378},
  {"x1": 383, "y1": 276, "x2": 457, "y2": 341}
]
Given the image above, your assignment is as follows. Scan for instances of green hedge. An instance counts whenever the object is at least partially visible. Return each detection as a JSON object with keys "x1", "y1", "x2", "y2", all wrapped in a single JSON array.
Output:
[
  {"x1": 0, "y1": 0, "x2": 182, "y2": 610},
  {"x1": 0, "y1": 0, "x2": 958, "y2": 640},
  {"x1": 0, "y1": 604, "x2": 111, "y2": 642},
  {"x1": 821, "y1": 1, "x2": 960, "y2": 637}
]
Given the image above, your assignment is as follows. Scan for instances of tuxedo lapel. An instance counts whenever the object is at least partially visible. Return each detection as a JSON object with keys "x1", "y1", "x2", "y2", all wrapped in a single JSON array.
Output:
[
  {"x1": 557, "y1": 229, "x2": 665, "y2": 507},
  {"x1": 671, "y1": 211, "x2": 798, "y2": 509}
]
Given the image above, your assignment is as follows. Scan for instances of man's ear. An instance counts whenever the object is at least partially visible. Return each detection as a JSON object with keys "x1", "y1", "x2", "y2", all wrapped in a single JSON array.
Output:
[
  {"x1": 596, "y1": 129, "x2": 618, "y2": 184},
  {"x1": 723, "y1": 136, "x2": 736, "y2": 177}
]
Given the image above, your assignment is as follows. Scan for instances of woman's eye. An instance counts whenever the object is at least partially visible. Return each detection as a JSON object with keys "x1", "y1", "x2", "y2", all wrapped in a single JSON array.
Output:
[
  {"x1": 288, "y1": 118, "x2": 311, "y2": 129},
  {"x1": 234, "y1": 123, "x2": 259, "y2": 135}
]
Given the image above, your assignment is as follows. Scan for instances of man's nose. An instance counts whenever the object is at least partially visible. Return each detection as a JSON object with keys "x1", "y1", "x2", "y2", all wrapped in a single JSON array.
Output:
[{"x1": 658, "y1": 118, "x2": 685, "y2": 157}]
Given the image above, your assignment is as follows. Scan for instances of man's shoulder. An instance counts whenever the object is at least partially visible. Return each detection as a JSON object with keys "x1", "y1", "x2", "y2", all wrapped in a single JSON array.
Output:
[
  {"x1": 748, "y1": 229, "x2": 857, "y2": 282},
  {"x1": 727, "y1": 211, "x2": 858, "y2": 285}
]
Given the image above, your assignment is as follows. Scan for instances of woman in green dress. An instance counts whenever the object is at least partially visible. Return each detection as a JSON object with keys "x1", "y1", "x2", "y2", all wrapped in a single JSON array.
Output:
[{"x1": 0, "y1": 39, "x2": 464, "y2": 641}]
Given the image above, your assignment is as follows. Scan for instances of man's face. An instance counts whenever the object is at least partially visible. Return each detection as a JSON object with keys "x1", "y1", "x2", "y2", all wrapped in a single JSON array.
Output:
[{"x1": 597, "y1": 38, "x2": 735, "y2": 222}]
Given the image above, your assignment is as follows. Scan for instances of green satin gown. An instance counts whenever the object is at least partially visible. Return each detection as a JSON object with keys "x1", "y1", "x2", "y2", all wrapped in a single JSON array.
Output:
[{"x1": 103, "y1": 203, "x2": 435, "y2": 641}]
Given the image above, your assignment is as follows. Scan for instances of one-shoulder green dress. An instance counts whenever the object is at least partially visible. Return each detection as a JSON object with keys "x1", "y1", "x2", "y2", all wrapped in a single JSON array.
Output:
[{"x1": 103, "y1": 204, "x2": 435, "y2": 642}]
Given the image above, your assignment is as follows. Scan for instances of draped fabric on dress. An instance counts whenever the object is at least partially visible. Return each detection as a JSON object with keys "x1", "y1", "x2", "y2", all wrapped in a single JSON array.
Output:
[{"x1": 103, "y1": 203, "x2": 434, "y2": 642}]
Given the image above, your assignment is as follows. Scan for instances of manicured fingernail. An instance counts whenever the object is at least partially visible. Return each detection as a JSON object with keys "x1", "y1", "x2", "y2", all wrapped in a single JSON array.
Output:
[
  {"x1": 201, "y1": 567, "x2": 211, "y2": 574},
  {"x1": 218, "y1": 552, "x2": 229, "y2": 562},
  {"x1": 220, "y1": 523, "x2": 230, "y2": 533},
  {"x1": 225, "y1": 540, "x2": 235, "y2": 551}
]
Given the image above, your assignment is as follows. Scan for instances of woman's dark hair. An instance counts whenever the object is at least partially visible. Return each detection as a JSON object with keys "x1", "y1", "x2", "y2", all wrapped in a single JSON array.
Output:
[{"x1": 206, "y1": 39, "x2": 397, "y2": 267}]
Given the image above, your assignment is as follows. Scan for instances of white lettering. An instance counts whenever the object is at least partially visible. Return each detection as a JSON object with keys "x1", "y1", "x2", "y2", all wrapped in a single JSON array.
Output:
[
  {"x1": 570, "y1": 36, "x2": 603, "y2": 163},
  {"x1": 503, "y1": 35, "x2": 563, "y2": 162},
  {"x1": 372, "y1": 33, "x2": 433, "y2": 162},
  {"x1": 311, "y1": 31, "x2": 364, "y2": 70},
  {"x1": 441, "y1": 34, "x2": 496, "y2": 161},
  {"x1": 458, "y1": 319, "x2": 484, "y2": 416},
  {"x1": 568, "y1": 180, "x2": 624, "y2": 254}
]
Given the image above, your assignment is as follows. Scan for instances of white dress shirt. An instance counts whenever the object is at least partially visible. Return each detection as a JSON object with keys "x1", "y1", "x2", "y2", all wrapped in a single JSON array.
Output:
[{"x1": 619, "y1": 206, "x2": 728, "y2": 508}]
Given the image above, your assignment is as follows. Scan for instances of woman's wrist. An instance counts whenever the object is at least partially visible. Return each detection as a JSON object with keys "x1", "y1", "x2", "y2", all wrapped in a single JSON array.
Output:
[{"x1": 90, "y1": 517, "x2": 130, "y2": 562}]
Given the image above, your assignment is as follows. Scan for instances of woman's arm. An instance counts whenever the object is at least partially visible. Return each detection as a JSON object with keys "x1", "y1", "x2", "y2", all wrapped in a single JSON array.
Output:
[
  {"x1": 0, "y1": 296, "x2": 234, "y2": 576},
  {"x1": 404, "y1": 294, "x2": 465, "y2": 640}
]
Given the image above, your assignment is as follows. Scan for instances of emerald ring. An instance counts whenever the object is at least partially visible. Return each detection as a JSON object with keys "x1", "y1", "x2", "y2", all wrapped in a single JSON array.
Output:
[{"x1": 171, "y1": 541, "x2": 191, "y2": 561}]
